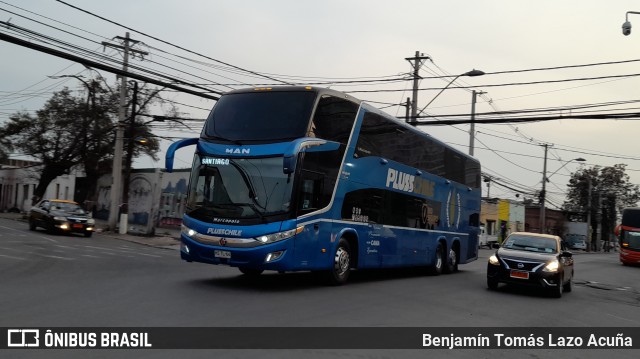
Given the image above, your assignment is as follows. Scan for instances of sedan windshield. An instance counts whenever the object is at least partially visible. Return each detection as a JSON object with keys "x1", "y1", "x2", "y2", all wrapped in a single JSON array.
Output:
[
  {"x1": 186, "y1": 154, "x2": 294, "y2": 223},
  {"x1": 503, "y1": 234, "x2": 558, "y2": 253},
  {"x1": 51, "y1": 202, "x2": 85, "y2": 214}
]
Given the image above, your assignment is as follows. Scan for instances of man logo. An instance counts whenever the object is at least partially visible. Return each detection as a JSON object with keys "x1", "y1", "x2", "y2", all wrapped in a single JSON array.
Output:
[{"x1": 225, "y1": 148, "x2": 250, "y2": 154}]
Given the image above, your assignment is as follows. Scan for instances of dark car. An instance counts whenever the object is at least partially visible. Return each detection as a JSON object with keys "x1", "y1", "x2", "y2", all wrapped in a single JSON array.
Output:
[
  {"x1": 28, "y1": 199, "x2": 95, "y2": 237},
  {"x1": 487, "y1": 232, "x2": 574, "y2": 298}
]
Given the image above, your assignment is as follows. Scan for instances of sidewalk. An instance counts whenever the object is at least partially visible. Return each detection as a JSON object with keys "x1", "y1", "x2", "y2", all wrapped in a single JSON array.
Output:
[{"x1": 0, "y1": 211, "x2": 180, "y2": 250}]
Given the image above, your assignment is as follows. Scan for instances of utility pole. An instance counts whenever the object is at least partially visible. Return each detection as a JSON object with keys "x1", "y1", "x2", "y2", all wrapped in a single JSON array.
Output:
[
  {"x1": 595, "y1": 194, "x2": 603, "y2": 251},
  {"x1": 586, "y1": 178, "x2": 592, "y2": 252},
  {"x1": 122, "y1": 80, "x2": 138, "y2": 226},
  {"x1": 539, "y1": 143, "x2": 550, "y2": 233},
  {"x1": 403, "y1": 97, "x2": 411, "y2": 122},
  {"x1": 469, "y1": 90, "x2": 485, "y2": 156},
  {"x1": 405, "y1": 51, "x2": 430, "y2": 126},
  {"x1": 103, "y1": 32, "x2": 147, "y2": 233}
]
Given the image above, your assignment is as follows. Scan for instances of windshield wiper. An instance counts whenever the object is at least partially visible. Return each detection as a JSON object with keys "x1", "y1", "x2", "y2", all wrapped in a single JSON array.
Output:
[{"x1": 233, "y1": 202, "x2": 267, "y2": 222}]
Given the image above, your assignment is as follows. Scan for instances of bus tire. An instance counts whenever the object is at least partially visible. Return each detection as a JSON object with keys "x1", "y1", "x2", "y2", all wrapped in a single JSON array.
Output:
[
  {"x1": 327, "y1": 238, "x2": 351, "y2": 285},
  {"x1": 239, "y1": 267, "x2": 264, "y2": 276},
  {"x1": 444, "y1": 246, "x2": 458, "y2": 274},
  {"x1": 430, "y1": 242, "x2": 444, "y2": 275}
]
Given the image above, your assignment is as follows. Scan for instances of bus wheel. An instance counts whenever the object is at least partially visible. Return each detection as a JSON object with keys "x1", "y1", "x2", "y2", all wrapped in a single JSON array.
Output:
[
  {"x1": 444, "y1": 246, "x2": 458, "y2": 274},
  {"x1": 327, "y1": 238, "x2": 351, "y2": 285},
  {"x1": 430, "y1": 243, "x2": 444, "y2": 275},
  {"x1": 239, "y1": 267, "x2": 264, "y2": 276}
]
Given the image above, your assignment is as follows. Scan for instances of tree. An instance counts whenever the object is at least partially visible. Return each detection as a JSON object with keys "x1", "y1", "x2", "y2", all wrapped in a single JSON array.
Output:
[
  {"x1": 0, "y1": 77, "x2": 169, "y2": 206},
  {"x1": 0, "y1": 88, "x2": 91, "y2": 203},
  {"x1": 563, "y1": 164, "x2": 640, "y2": 245}
]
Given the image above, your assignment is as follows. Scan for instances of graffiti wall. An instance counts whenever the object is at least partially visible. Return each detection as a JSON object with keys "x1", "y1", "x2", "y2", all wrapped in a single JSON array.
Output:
[
  {"x1": 95, "y1": 168, "x2": 190, "y2": 235},
  {"x1": 157, "y1": 169, "x2": 190, "y2": 231}
]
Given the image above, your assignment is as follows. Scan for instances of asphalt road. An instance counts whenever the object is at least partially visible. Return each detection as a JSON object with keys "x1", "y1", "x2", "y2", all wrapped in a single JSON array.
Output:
[{"x1": 1, "y1": 217, "x2": 638, "y2": 358}]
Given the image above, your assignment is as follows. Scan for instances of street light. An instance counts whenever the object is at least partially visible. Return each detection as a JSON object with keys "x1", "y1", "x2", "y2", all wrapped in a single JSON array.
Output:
[
  {"x1": 539, "y1": 156, "x2": 586, "y2": 233},
  {"x1": 415, "y1": 69, "x2": 485, "y2": 119}
]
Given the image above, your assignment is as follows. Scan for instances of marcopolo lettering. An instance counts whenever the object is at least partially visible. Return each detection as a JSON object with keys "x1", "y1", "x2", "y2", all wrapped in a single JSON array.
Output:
[{"x1": 207, "y1": 228, "x2": 243, "y2": 236}]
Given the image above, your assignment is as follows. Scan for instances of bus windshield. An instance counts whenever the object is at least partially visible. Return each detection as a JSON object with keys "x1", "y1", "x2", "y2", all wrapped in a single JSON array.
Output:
[
  {"x1": 623, "y1": 231, "x2": 640, "y2": 250},
  {"x1": 187, "y1": 154, "x2": 294, "y2": 224},
  {"x1": 202, "y1": 91, "x2": 317, "y2": 142}
]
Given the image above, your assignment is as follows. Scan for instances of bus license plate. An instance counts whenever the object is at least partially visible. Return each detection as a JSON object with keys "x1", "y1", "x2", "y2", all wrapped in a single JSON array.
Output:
[
  {"x1": 510, "y1": 270, "x2": 529, "y2": 279},
  {"x1": 214, "y1": 250, "x2": 231, "y2": 259}
]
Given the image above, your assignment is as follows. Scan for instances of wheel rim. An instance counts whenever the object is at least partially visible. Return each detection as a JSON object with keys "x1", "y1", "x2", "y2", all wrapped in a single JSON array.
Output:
[
  {"x1": 435, "y1": 247, "x2": 442, "y2": 270},
  {"x1": 449, "y1": 249, "x2": 457, "y2": 267},
  {"x1": 334, "y1": 247, "x2": 350, "y2": 276}
]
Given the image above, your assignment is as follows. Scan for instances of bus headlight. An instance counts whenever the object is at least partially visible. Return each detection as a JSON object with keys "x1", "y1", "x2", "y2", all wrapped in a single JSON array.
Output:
[
  {"x1": 543, "y1": 259, "x2": 560, "y2": 272},
  {"x1": 265, "y1": 250, "x2": 284, "y2": 262},
  {"x1": 255, "y1": 226, "x2": 304, "y2": 244},
  {"x1": 181, "y1": 224, "x2": 198, "y2": 238}
]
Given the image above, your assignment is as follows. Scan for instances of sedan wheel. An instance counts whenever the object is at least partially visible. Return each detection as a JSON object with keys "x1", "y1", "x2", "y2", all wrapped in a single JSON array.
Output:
[{"x1": 552, "y1": 276, "x2": 563, "y2": 298}]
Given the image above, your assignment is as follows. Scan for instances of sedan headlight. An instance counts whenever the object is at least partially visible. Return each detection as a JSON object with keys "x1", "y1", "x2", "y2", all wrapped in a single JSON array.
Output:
[
  {"x1": 488, "y1": 254, "x2": 500, "y2": 265},
  {"x1": 543, "y1": 259, "x2": 560, "y2": 272},
  {"x1": 255, "y1": 226, "x2": 304, "y2": 244}
]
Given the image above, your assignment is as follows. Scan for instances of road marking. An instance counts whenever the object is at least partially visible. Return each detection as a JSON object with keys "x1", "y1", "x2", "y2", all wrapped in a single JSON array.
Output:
[
  {"x1": 607, "y1": 313, "x2": 639, "y2": 324},
  {"x1": 135, "y1": 252, "x2": 162, "y2": 258},
  {"x1": 33, "y1": 253, "x2": 74, "y2": 260},
  {"x1": 82, "y1": 245, "x2": 162, "y2": 257},
  {"x1": 37, "y1": 236, "x2": 58, "y2": 243},
  {"x1": 0, "y1": 253, "x2": 26, "y2": 260},
  {"x1": 80, "y1": 254, "x2": 101, "y2": 258},
  {"x1": 53, "y1": 244, "x2": 77, "y2": 250}
]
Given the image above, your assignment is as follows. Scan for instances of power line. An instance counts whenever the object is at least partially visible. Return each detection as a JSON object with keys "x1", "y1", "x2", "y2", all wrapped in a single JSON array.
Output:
[
  {"x1": 346, "y1": 73, "x2": 640, "y2": 94},
  {"x1": 0, "y1": 30, "x2": 219, "y2": 100},
  {"x1": 55, "y1": 0, "x2": 293, "y2": 86}
]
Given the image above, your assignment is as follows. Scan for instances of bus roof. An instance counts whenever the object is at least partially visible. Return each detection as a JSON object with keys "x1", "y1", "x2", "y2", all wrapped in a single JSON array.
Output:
[
  {"x1": 221, "y1": 86, "x2": 479, "y2": 166},
  {"x1": 224, "y1": 86, "x2": 363, "y2": 105}
]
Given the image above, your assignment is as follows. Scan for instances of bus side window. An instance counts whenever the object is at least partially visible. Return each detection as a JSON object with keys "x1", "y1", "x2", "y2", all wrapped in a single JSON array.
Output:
[
  {"x1": 297, "y1": 171, "x2": 324, "y2": 214},
  {"x1": 295, "y1": 149, "x2": 341, "y2": 215}
]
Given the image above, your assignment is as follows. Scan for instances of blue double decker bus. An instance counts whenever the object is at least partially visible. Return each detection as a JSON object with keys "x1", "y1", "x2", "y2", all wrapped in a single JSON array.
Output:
[{"x1": 165, "y1": 86, "x2": 481, "y2": 284}]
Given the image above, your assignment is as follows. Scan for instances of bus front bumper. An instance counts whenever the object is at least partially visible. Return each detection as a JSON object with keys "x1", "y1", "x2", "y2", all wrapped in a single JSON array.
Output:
[{"x1": 180, "y1": 234, "x2": 294, "y2": 271}]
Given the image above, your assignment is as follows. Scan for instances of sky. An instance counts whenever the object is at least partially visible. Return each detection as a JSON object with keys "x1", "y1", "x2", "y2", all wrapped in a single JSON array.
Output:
[{"x1": 2, "y1": 0, "x2": 640, "y2": 210}]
